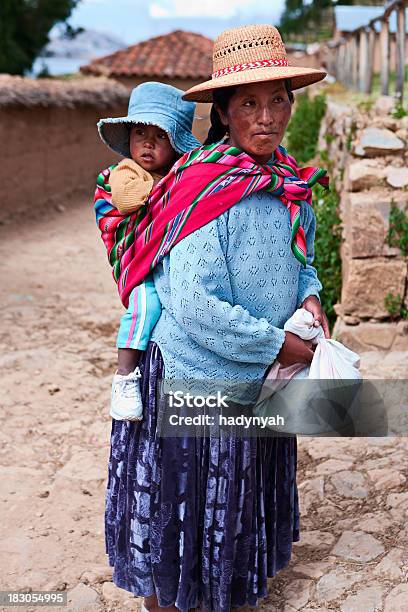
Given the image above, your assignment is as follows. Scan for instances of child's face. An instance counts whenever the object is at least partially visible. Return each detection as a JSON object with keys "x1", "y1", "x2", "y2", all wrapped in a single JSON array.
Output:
[{"x1": 129, "y1": 124, "x2": 177, "y2": 174}]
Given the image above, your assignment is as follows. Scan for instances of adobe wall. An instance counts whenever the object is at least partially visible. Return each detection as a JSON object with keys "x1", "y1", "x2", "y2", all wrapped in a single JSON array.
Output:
[{"x1": 0, "y1": 77, "x2": 128, "y2": 224}]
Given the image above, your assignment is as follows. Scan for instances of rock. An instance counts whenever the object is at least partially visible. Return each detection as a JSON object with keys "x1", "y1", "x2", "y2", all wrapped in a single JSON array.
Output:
[
  {"x1": 80, "y1": 565, "x2": 113, "y2": 585},
  {"x1": 356, "y1": 127, "x2": 404, "y2": 157},
  {"x1": 386, "y1": 167, "x2": 408, "y2": 188},
  {"x1": 387, "y1": 491, "x2": 408, "y2": 508},
  {"x1": 331, "y1": 531, "x2": 384, "y2": 562},
  {"x1": 48, "y1": 384, "x2": 60, "y2": 395},
  {"x1": 343, "y1": 315, "x2": 360, "y2": 325},
  {"x1": 383, "y1": 350, "x2": 408, "y2": 368},
  {"x1": 357, "y1": 351, "x2": 408, "y2": 379},
  {"x1": 384, "y1": 584, "x2": 408, "y2": 612},
  {"x1": 331, "y1": 471, "x2": 369, "y2": 499},
  {"x1": 373, "y1": 548, "x2": 406, "y2": 580},
  {"x1": 332, "y1": 321, "x2": 398, "y2": 353},
  {"x1": 298, "y1": 476, "x2": 325, "y2": 497},
  {"x1": 293, "y1": 559, "x2": 335, "y2": 579},
  {"x1": 357, "y1": 324, "x2": 397, "y2": 351},
  {"x1": 373, "y1": 95, "x2": 396, "y2": 116},
  {"x1": 44, "y1": 580, "x2": 67, "y2": 592},
  {"x1": 341, "y1": 191, "x2": 404, "y2": 259},
  {"x1": 374, "y1": 117, "x2": 401, "y2": 131},
  {"x1": 301, "y1": 438, "x2": 355, "y2": 461},
  {"x1": 370, "y1": 117, "x2": 401, "y2": 136},
  {"x1": 358, "y1": 513, "x2": 393, "y2": 534},
  {"x1": 354, "y1": 144, "x2": 366, "y2": 157},
  {"x1": 336, "y1": 516, "x2": 358, "y2": 530},
  {"x1": 347, "y1": 160, "x2": 386, "y2": 191},
  {"x1": 67, "y1": 583, "x2": 101, "y2": 611},
  {"x1": 55, "y1": 451, "x2": 106, "y2": 482},
  {"x1": 283, "y1": 579, "x2": 313, "y2": 610},
  {"x1": 316, "y1": 568, "x2": 364, "y2": 602},
  {"x1": 101, "y1": 581, "x2": 136, "y2": 605},
  {"x1": 368, "y1": 468, "x2": 406, "y2": 490},
  {"x1": 396, "y1": 128, "x2": 408, "y2": 142},
  {"x1": 341, "y1": 258, "x2": 407, "y2": 319},
  {"x1": 393, "y1": 321, "x2": 408, "y2": 350},
  {"x1": 314, "y1": 459, "x2": 354, "y2": 476},
  {"x1": 362, "y1": 457, "x2": 390, "y2": 470},
  {"x1": 298, "y1": 477, "x2": 325, "y2": 514},
  {"x1": 340, "y1": 585, "x2": 385, "y2": 612},
  {"x1": 295, "y1": 530, "x2": 336, "y2": 548}
]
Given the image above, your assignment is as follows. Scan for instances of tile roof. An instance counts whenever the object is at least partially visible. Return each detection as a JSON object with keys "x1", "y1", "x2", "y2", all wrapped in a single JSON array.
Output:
[{"x1": 80, "y1": 30, "x2": 213, "y2": 79}]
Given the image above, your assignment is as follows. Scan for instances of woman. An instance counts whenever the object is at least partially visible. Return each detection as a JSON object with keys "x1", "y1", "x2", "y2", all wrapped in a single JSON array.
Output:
[{"x1": 105, "y1": 24, "x2": 330, "y2": 612}]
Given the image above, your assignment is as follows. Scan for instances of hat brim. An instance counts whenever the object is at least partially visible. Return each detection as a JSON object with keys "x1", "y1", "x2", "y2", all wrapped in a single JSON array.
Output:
[
  {"x1": 182, "y1": 65, "x2": 327, "y2": 102},
  {"x1": 97, "y1": 113, "x2": 201, "y2": 158}
]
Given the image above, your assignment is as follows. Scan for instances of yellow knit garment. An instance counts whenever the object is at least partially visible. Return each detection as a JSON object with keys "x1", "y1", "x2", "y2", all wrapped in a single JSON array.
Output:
[{"x1": 109, "y1": 158, "x2": 161, "y2": 215}]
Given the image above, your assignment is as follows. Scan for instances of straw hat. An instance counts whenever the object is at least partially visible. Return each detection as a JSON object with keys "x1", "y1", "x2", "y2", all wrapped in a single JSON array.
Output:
[{"x1": 182, "y1": 24, "x2": 326, "y2": 102}]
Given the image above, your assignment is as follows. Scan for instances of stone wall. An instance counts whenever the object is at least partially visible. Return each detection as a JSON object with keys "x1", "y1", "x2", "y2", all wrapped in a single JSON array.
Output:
[{"x1": 319, "y1": 96, "x2": 408, "y2": 352}]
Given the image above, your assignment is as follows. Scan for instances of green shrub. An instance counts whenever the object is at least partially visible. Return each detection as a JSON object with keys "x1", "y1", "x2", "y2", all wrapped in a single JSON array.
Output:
[
  {"x1": 285, "y1": 92, "x2": 327, "y2": 163},
  {"x1": 387, "y1": 200, "x2": 408, "y2": 255},
  {"x1": 384, "y1": 292, "x2": 408, "y2": 320},
  {"x1": 392, "y1": 103, "x2": 407, "y2": 119},
  {"x1": 313, "y1": 183, "x2": 343, "y2": 329}
]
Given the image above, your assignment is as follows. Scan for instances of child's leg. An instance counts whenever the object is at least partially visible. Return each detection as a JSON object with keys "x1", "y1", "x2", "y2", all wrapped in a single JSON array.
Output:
[
  {"x1": 111, "y1": 278, "x2": 162, "y2": 421},
  {"x1": 116, "y1": 277, "x2": 162, "y2": 356},
  {"x1": 117, "y1": 348, "x2": 141, "y2": 376}
]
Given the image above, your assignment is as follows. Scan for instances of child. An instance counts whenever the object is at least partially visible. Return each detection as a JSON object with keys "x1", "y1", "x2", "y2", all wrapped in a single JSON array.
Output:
[{"x1": 95, "y1": 82, "x2": 201, "y2": 421}]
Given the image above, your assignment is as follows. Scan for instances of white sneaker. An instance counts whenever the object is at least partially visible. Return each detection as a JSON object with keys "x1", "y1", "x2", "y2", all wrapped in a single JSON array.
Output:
[{"x1": 110, "y1": 367, "x2": 143, "y2": 421}]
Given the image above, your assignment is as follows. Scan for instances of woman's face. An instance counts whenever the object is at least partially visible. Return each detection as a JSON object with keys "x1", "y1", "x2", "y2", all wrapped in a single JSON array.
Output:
[{"x1": 216, "y1": 80, "x2": 292, "y2": 164}]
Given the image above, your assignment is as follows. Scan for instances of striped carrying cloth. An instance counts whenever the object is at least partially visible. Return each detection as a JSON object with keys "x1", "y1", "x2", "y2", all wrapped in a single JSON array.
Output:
[{"x1": 94, "y1": 142, "x2": 329, "y2": 308}]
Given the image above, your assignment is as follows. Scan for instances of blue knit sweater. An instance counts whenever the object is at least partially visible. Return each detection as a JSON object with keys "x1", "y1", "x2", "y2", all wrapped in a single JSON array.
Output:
[{"x1": 150, "y1": 161, "x2": 322, "y2": 384}]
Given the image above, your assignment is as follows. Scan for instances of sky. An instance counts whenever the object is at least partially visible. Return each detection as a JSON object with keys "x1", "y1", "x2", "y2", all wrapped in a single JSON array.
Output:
[{"x1": 65, "y1": 0, "x2": 287, "y2": 44}]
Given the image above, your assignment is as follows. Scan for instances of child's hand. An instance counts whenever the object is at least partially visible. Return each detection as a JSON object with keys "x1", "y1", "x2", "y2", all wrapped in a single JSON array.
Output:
[{"x1": 301, "y1": 295, "x2": 331, "y2": 338}]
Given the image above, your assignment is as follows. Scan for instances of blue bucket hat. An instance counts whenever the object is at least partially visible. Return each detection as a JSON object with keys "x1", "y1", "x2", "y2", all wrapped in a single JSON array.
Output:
[{"x1": 97, "y1": 81, "x2": 201, "y2": 157}]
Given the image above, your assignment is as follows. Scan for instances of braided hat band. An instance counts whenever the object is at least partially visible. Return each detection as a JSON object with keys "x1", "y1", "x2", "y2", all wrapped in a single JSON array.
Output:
[{"x1": 212, "y1": 57, "x2": 288, "y2": 79}]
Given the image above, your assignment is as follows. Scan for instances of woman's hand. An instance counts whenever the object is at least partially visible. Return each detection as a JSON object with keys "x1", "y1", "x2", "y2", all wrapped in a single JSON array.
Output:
[
  {"x1": 276, "y1": 331, "x2": 316, "y2": 367},
  {"x1": 301, "y1": 295, "x2": 331, "y2": 339}
]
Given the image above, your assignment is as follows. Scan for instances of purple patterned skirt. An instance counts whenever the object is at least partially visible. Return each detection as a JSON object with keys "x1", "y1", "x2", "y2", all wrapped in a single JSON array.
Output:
[{"x1": 105, "y1": 342, "x2": 300, "y2": 611}]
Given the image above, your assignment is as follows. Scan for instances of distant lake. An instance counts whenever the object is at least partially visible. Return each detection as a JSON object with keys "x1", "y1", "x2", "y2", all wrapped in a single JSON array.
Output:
[{"x1": 31, "y1": 56, "x2": 87, "y2": 76}]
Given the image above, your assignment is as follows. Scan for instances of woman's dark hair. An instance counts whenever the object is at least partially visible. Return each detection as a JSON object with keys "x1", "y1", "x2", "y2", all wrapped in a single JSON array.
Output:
[{"x1": 204, "y1": 79, "x2": 294, "y2": 145}]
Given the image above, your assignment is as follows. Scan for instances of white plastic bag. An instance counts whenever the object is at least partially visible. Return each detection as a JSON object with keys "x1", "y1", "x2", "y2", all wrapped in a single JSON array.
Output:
[
  {"x1": 309, "y1": 338, "x2": 361, "y2": 379},
  {"x1": 254, "y1": 309, "x2": 362, "y2": 434},
  {"x1": 283, "y1": 308, "x2": 361, "y2": 381}
]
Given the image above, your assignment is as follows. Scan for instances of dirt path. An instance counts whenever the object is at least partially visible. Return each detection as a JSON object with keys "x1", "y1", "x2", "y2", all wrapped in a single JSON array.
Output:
[{"x1": 0, "y1": 202, "x2": 407, "y2": 612}]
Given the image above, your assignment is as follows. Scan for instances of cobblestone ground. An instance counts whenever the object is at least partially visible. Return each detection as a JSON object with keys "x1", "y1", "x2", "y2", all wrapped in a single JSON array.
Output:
[{"x1": 0, "y1": 202, "x2": 407, "y2": 612}]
